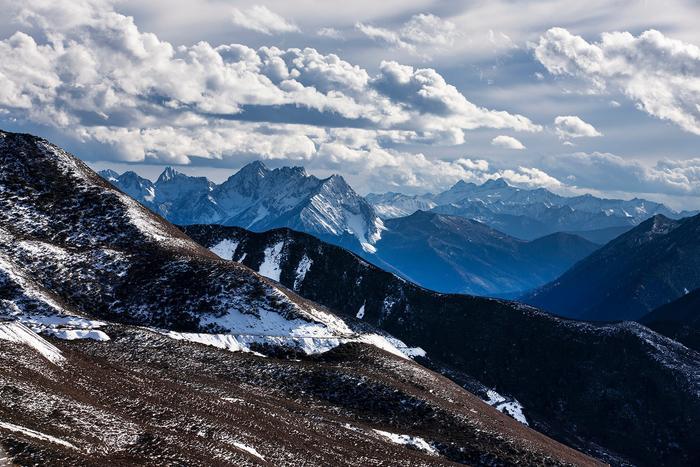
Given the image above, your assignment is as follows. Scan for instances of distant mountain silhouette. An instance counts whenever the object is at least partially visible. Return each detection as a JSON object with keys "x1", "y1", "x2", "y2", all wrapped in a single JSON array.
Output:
[{"x1": 524, "y1": 213, "x2": 700, "y2": 320}]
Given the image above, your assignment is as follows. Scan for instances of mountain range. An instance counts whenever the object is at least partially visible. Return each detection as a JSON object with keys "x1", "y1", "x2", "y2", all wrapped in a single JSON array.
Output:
[
  {"x1": 100, "y1": 162, "x2": 383, "y2": 254},
  {"x1": 105, "y1": 162, "x2": 690, "y2": 297},
  {"x1": 0, "y1": 129, "x2": 613, "y2": 465},
  {"x1": 524, "y1": 213, "x2": 700, "y2": 321},
  {"x1": 182, "y1": 223, "x2": 700, "y2": 466},
  {"x1": 369, "y1": 178, "x2": 695, "y2": 242}
]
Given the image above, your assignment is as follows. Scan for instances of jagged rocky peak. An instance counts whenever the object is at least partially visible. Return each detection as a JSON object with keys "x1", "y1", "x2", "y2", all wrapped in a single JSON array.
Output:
[
  {"x1": 99, "y1": 159, "x2": 383, "y2": 254},
  {"x1": 451, "y1": 179, "x2": 477, "y2": 190},
  {"x1": 481, "y1": 177, "x2": 510, "y2": 189},
  {"x1": 318, "y1": 173, "x2": 355, "y2": 197},
  {"x1": 648, "y1": 213, "x2": 676, "y2": 233},
  {"x1": 156, "y1": 166, "x2": 182, "y2": 183},
  {"x1": 224, "y1": 160, "x2": 275, "y2": 183},
  {"x1": 98, "y1": 168, "x2": 120, "y2": 181},
  {"x1": 156, "y1": 166, "x2": 210, "y2": 186}
]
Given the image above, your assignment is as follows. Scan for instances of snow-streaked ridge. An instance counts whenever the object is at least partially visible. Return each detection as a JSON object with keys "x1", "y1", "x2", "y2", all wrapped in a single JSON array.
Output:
[
  {"x1": 0, "y1": 321, "x2": 64, "y2": 364},
  {"x1": 0, "y1": 421, "x2": 77, "y2": 449},
  {"x1": 485, "y1": 389, "x2": 528, "y2": 425}
]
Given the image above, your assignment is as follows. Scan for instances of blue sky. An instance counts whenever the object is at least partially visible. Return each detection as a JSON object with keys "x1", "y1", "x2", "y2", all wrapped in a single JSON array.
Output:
[{"x1": 1, "y1": 0, "x2": 699, "y2": 209}]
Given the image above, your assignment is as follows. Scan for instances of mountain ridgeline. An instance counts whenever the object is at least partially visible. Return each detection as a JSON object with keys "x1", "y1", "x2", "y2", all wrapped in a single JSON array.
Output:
[
  {"x1": 524, "y1": 213, "x2": 700, "y2": 321},
  {"x1": 100, "y1": 162, "x2": 383, "y2": 255},
  {"x1": 182, "y1": 223, "x2": 700, "y2": 466},
  {"x1": 102, "y1": 163, "x2": 674, "y2": 297},
  {"x1": 371, "y1": 210, "x2": 599, "y2": 297},
  {"x1": 639, "y1": 288, "x2": 700, "y2": 352},
  {"x1": 368, "y1": 178, "x2": 694, "y2": 241}
]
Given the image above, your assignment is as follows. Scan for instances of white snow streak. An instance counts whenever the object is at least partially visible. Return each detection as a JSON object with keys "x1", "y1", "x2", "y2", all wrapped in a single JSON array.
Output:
[
  {"x1": 345, "y1": 210, "x2": 377, "y2": 254},
  {"x1": 233, "y1": 441, "x2": 265, "y2": 460},
  {"x1": 0, "y1": 321, "x2": 64, "y2": 364},
  {"x1": 373, "y1": 429, "x2": 437, "y2": 455},
  {"x1": 293, "y1": 255, "x2": 313, "y2": 290},
  {"x1": 12, "y1": 314, "x2": 109, "y2": 343},
  {"x1": 258, "y1": 241, "x2": 284, "y2": 281},
  {"x1": 0, "y1": 421, "x2": 77, "y2": 449},
  {"x1": 485, "y1": 390, "x2": 528, "y2": 425},
  {"x1": 210, "y1": 239, "x2": 239, "y2": 260},
  {"x1": 46, "y1": 329, "x2": 110, "y2": 341}
]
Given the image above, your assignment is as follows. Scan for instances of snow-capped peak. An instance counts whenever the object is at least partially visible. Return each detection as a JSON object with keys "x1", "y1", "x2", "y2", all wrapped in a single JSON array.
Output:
[
  {"x1": 156, "y1": 166, "x2": 181, "y2": 183},
  {"x1": 101, "y1": 161, "x2": 383, "y2": 254}
]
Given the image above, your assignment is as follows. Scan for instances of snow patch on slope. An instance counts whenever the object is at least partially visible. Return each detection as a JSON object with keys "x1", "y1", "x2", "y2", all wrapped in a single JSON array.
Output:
[
  {"x1": 258, "y1": 241, "x2": 284, "y2": 281},
  {"x1": 293, "y1": 255, "x2": 312, "y2": 290},
  {"x1": 159, "y1": 292, "x2": 419, "y2": 359},
  {"x1": 0, "y1": 421, "x2": 77, "y2": 449},
  {"x1": 12, "y1": 314, "x2": 110, "y2": 342},
  {"x1": 163, "y1": 331, "x2": 247, "y2": 353},
  {"x1": 210, "y1": 239, "x2": 239, "y2": 260},
  {"x1": 485, "y1": 389, "x2": 528, "y2": 425},
  {"x1": 385, "y1": 336, "x2": 426, "y2": 358},
  {"x1": 46, "y1": 329, "x2": 110, "y2": 341},
  {"x1": 373, "y1": 429, "x2": 437, "y2": 455},
  {"x1": 163, "y1": 328, "x2": 414, "y2": 359},
  {"x1": 345, "y1": 210, "x2": 377, "y2": 253},
  {"x1": 233, "y1": 442, "x2": 265, "y2": 461}
]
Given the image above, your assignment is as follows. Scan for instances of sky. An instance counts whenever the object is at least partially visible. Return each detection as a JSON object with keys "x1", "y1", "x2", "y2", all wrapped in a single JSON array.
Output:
[{"x1": 0, "y1": 0, "x2": 699, "y2": 210}]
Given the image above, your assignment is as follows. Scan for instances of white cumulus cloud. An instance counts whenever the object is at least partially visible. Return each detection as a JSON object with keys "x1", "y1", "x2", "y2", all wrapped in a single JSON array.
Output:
[
  {"x1": 0, "y1": 0, "x2": 558, "y2": 196},
  {"x1": 491, "y1": 135, "x2": 525, "y2": 149},
  {"x1": 553, "y1": 115, "x2": 602, "y2": 139},
  {"x1": 535, "y1": 27, "x2": 700, "y2": 135}
]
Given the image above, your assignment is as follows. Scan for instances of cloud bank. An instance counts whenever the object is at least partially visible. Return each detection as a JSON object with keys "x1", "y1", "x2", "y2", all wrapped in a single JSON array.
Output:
[
  {"x1": 0, "y1": 0, "x2": 550, "y2": 194},
  {"x1": 0, "y1": 0, "x2": 697, "y2": 208},
  {"x1": 536, "y1": 27, "x2": 700, "y2": 135},
  {"x1": 541, "y1": 152, "x2": 700, "y2": 197}
]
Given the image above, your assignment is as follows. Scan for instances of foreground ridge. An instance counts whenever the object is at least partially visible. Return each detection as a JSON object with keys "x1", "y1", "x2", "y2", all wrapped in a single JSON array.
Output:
[{"x1": 184, "y1": 223, "x2": 700, "y2": 466}]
